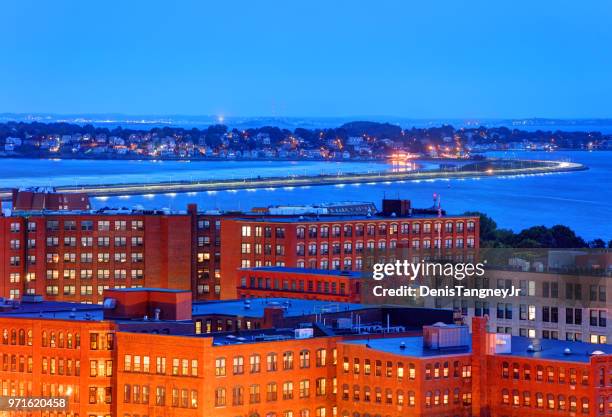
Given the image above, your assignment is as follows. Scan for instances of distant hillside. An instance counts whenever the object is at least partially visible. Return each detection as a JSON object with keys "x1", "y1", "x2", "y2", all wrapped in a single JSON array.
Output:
[{"x1": 340, "y1": 121, "x2": 403, "y2": 138}]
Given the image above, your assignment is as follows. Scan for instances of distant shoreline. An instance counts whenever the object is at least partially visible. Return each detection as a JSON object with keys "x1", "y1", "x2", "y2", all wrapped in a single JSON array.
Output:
[
  {"x1": 0, "y1": 149, "x2": 608, "y2": 163},
  {"x1": 0, "y1": 159, "x2": 586, "y2": 201}
]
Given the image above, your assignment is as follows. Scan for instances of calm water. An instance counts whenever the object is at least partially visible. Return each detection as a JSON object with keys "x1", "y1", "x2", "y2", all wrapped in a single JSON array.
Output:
[
  {"x1": 0, "y1": 159, "x2": 390, "y2": 188},
  {"x1": 1, "y1": 152, "x2": 609, "y2": 240}
]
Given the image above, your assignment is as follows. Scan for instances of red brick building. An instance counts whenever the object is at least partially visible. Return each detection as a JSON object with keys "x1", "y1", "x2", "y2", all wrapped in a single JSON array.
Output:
[
  {"x1": 0, "y1": 210, "x2": 192, "y2": 303},
  {"x1": 220, "y1": 209, "x2": 480, "y2": 298},
  {"x1": 1, "y1": 199, "x2": 480, "y2": 304},
  {"x1": 237, "y1": 267, "x2": 363, "y2": 302},
  {"x1": 0, "y1": 291, "x2": 610, "y2": 417}
]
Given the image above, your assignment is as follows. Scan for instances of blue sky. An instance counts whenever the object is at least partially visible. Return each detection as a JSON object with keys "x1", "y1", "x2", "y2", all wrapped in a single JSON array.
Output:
[{"x1": 1, "y1": 0, "x2": 611, "y2": 118}]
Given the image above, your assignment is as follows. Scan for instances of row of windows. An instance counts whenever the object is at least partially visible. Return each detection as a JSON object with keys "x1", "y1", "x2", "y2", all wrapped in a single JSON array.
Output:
[
  {"x1": 1, "y1": 354, "x2": 33, "y2": 373},
  {"x1": 340, "y1": 385, "x2": 472, "y2": 408},
  {"x1": 500, "y1": 390, "x2": 590, "y2": 413},
  {"x1": 214, "y1": 380, "x2": 331, "y2": 407},
  {"x1": 124, "y1": 355, "x2": 198, "y2": 377},
  {"x1": 242, "y1": 276, "x2": 351, "y2": 296},
  {"x1": 485, "y1": 279, "x2": 607, "y2": 302},
  {"x1": 123, "y1": 384, "x2": 198, "y2": 408},
  {"x1": 43, "y1": 219, "x2": 144, "y2": 232},
  {"x1": 216, "y1": 349, "x2": 333, "y2": 375},
  {"x1": 45, "y1": 252, "x2": 144, "y2": 263},
  {"x1": 501, "y1": 362, "x2": 612, "y2": 386},
  {"x1": 216, "y1": 378, "x2": 330, "y2": 407},
  {"x1": 342, "y1": 357, "x2": 472, "y2": 380},
  {"x1": 241, "y1": 221, "x2": 476, "y2": 239},
  {"x1": 241, "y1": 252, "x2": 476, "y2": 270},
  {"x1": 492, "y1": 304, "x2": 608, "y2": 328},
  {"x1": 45, "y1": 269, "x2": 144, "y2": 280},
  {"x1": 40, "y1": 357, "x2": 82, "y2": 376},
  {"x1": 195, "y1": 317, "x2": 258, "y2": 334},
  {"x1": 241, "y1": 239, "x2": 475, "y2": 256},
  {"x1": 12, "y1": 235, "x2": 146, "y2": 249},
  {"x1": 2, "y1": 380, "x2": 79, "y2": 403},
  {"x1": 46, "y1": 284, "x2": 142, "y2": 297}
]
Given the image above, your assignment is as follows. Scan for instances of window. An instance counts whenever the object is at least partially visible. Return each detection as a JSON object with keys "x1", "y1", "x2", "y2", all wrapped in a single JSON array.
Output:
[
  {"x1": 299, "y1": 350, "x2": 310, "y2": 368},
  {"x1": 316, "y1": 349, "x2": 326, "y2": 367},
  {"x1": 299, "y1": 380, "x2": 310, "y2": 398},
  {"x1": 249, "y1": 354, "x2": 260, "y2": 373},
  {"x1": 156, "y1": 386, "x2": 166, "y2": 406},
  {"x1": 249, "y1": 384, "x2": 260, "y2": 403},
  {"x1": 267, "y1": 353, "x2": 278, "y2": 371},
  {"x1": 233, "y1": 356, "x2": 244, "y2": 374},
  {"x1": 214, "y1": 388, "x2": 225, "y2": 407},
  {"x1": 267, "y1": 382, "x2": 278, "y2": 401},
  {"x1": 215, "y1": 358, "x2": 226, "y2": 376},
  {"x1": 282, "y1": 381, "x2": 293, "y2": 400},
  {"x1": 232, "y1": 386, "x2": 244, "y2": 405},
  {"x1": 283, "y1": 351, "x2": 294, "y2": 370}
]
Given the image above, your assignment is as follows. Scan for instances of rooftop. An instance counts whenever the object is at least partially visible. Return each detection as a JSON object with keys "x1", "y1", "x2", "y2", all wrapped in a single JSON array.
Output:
[
  {"x1": 0, "y1": 299, "x2": 103, "y2": 321},
  {"x1": 211, "y1": 328, "x2": 307, "y2": 346},
  {"x1": 343, "y1": 334, "x2": 612, "y2": 362},
  {"x1": 343, "y1": 336, "x2": 471, "y2": 358},
  {"x1": 192, "y1": 297, "x2": 369, "y2": 318},
  {"x1": 230, "y1": 213, "x2": 475, "y2": 223},
  {"x1": 502, "y1": 336, "x2": 612, "y2": 363},
  {"x1": 106, "y1": 287, "x2": 188, "y2": 293},
  {"x1": 240, "y1": 267, "x2": 362, "y2": 278}
]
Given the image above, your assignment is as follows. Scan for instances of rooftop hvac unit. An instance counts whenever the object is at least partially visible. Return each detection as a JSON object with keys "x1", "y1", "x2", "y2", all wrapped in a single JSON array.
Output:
[{"x1": 295, "y1": 328, "x2": 314, "y2": 339}]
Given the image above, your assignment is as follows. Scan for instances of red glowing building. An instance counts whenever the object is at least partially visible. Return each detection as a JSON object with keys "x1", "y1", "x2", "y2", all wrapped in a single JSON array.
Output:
[
  {"x1": 0, "y1": 290, "x2": 609, "y2": 417},
  {"x1": 1, "y1": 198, "x2": 480, "y2": 304}
]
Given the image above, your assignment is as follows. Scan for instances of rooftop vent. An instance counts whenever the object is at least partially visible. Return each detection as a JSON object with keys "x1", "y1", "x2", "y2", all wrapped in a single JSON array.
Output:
[
  {"x1": 591, "y1": 350, "x2": 605, "y2": 356},
  {"x1": 563, "y1": 348, "x2": 572, "y2": 355},
  {"x1": 400, "y1": 342, "x2": 406, "y2": 350},
  {"x1": 103, "y1": 298, "x2": 117, "y2": 309}
]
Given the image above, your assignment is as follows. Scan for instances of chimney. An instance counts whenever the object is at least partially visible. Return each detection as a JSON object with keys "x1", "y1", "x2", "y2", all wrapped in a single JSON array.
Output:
[{"x1": 471, "y1": 316, "x2": 489, "y2": 417}]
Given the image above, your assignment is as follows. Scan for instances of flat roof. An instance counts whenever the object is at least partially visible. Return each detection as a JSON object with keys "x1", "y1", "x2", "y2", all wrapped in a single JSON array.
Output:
[
  {"x1": 211, "y1": 328, "x2": 302, "y2": 346},
  {"x1": 343, "y1": 335, "x2": 612, "y2": 362},
  {"x1": 0, "y1": 301, "x2": 103, "y2": 320},
  {"x1": 106, "y1": 287, "x2": 189, "y2": 293},
  {"x1": 230, "y1": 213, "x2": 474, "y2": 223},
  {"x1": 502, "y1": 336, "x2": 612, "y2": 363},
  {"x1": 342, "y1": 336, "x2": 471, "y2": 358},
  {"x1": 192, "y1": 297, "x2": 370, "y2": 318},
  {"x1": 240, "y1": 267, "x2": 362, "y2": 278}
]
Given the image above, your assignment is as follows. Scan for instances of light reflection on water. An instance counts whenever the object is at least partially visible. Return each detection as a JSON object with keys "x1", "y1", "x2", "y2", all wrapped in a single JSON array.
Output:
[
  {"x1": 0, "y1": 151, "x2": 608, "y2": 239},
  {"x1": 91, "y1": 151, "x2": 610, "y2": 240}
]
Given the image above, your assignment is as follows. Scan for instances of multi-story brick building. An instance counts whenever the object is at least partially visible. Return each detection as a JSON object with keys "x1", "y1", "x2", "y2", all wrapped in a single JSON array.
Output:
[
  {"x1": 0, "y1": 290, "x2": 610, "y2": 417},
  {"x1": 1, "y1": 199, "x2": 481, "y2": 304},
  {"x1": 0, "y1": 209, "x2": 192, "y2": 304},
  {"x1": 220, "y1": 205, "x2": 480, "y2": 299}
]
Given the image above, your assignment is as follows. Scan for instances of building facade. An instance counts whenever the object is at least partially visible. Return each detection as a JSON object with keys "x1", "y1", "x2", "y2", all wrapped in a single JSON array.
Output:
[
  {"x1": 0, "y1": 210, "x2": 192, "y2": 303},
  {"x1": 1, "y1": 199, "x2": 481, "y2": 304},
  {"x1": 237, "y1": 267, "x2": 363, "y2": 303},
  {"x1": 220, "y1": 212, "x2": 480, "y2": 299},
  {"x1": 0, "y1": 293, "x2": 610, "y2": 417}
]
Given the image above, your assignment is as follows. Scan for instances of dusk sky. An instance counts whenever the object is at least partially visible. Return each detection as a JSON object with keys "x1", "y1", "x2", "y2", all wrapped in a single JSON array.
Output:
[{"x1": 1, "y1": 0, "x2": 611, "y2": 118}]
